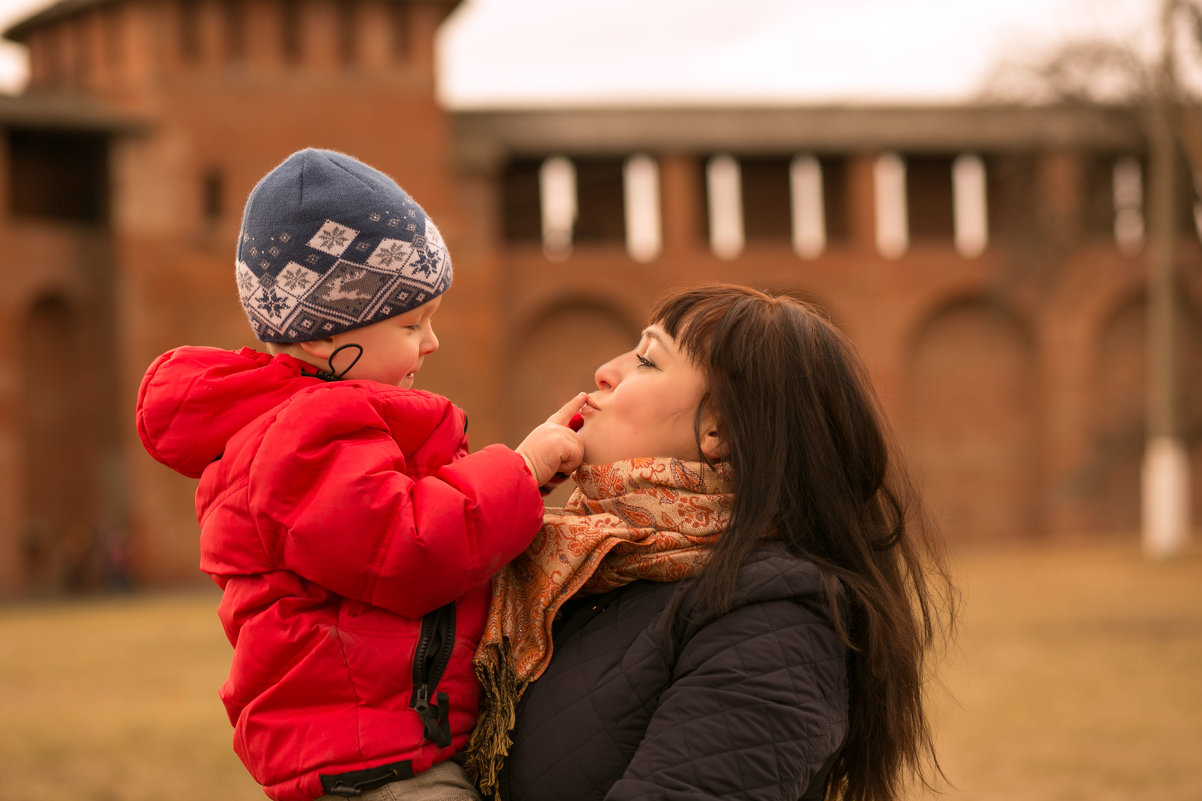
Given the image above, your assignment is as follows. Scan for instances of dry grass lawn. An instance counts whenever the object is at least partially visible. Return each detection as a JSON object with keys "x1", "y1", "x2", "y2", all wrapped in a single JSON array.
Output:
[{"x1": 1, "y1": 538, "x2": 1199, "y2": 801}]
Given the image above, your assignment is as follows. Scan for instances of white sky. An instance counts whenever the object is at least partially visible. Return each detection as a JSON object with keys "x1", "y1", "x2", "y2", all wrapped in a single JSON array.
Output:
[
  {"x1": 437, "y1": 0, "x2": 1164, "y2": 107},
  {"x1": 0, "y1": 0, "x2": 43, "y2": 91},
  {"x1": 0, "y1": 0, "x2": 1173, "y2": 104}
]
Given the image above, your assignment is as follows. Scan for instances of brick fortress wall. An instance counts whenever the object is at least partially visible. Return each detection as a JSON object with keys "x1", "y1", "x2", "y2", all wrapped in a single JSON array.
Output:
[{"x1": 0, "y1": 0, "x2": 1198, "y2": 595}]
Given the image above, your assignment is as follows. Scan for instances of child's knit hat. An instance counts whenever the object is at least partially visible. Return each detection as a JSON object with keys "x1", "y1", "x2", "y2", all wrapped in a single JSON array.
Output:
[{"x1": 235, "y1": 148, "x2": 452, "y2": 343}]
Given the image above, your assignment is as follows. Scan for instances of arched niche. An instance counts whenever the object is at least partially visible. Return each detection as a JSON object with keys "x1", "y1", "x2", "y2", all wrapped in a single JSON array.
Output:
[
  {"x1": 20, "y1": 294, "x2": 97, "y2": 593},
  {"x1": 1089, "y1": 293, "x2": 1146, "y2": 533},
  {"x1": 905, "y1": 297, "x2": 1040, "y2": 542},
  {"x1": 508, "y1": 297, "x2": 638, "y2": 445},
  {"x1": 1090, "y1": 291, "x2": 1202, "y2": 535}
]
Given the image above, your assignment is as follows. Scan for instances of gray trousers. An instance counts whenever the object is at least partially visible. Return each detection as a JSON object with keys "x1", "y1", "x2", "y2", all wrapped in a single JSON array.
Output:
[{"x1": 314, "y1": 760, "x2": 482, "y2": 801}]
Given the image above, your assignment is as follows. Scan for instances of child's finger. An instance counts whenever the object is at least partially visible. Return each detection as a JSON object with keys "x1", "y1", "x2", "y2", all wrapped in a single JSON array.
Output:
[
  {"x1": 545, "y1": 392, "x2": 588, "y2": 427},
  {"x1": 539, "y1": 474, "x2": 568, "y2": 497}
]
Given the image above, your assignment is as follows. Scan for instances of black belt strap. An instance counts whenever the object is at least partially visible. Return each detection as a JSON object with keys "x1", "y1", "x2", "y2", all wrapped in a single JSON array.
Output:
[{"x1": 320, "y1": 759, "x2": 415, "y2": 798}]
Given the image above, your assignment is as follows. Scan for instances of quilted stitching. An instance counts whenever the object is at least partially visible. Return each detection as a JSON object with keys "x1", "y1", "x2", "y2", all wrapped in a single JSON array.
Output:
[{"x1": 503, "y1": 547, "x2": 848, "y2": 801}]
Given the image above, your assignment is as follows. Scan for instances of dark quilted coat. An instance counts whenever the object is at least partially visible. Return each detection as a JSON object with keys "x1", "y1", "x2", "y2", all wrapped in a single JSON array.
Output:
[{"x1": 499, "y1": 543, "x2": 849, "y2": 801}]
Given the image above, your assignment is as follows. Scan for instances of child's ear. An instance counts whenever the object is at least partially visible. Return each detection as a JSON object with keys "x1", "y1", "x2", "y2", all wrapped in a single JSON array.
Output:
[{"x1": 298, "y1": 338, "x2": 337, "y2": 363}]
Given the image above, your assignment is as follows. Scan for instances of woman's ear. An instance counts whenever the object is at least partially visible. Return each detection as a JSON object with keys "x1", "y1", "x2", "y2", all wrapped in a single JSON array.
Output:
[
  {"x1": 699, "y1": 410, "x2": 729, "y2": 461},
  {"x1": 700, "y1": 431, "x2": 728, "y2": 461}
]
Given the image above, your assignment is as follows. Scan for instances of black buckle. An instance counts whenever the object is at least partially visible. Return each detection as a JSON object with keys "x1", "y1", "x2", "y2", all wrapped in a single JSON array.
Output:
[{"x1": 320, "y1": 760, "x2": 414, "y2": 797}]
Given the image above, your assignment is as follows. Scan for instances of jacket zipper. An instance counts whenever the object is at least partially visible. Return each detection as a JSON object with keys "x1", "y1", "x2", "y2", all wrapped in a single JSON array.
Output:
[{"x1": 410, "y1": 601, "x2": 456, "y2": 748}]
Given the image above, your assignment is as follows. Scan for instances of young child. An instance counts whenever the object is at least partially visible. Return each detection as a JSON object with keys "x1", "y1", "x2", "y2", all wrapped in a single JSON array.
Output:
[{"x1": 135, "y1": 149, "x2": 583, "y2": 801}]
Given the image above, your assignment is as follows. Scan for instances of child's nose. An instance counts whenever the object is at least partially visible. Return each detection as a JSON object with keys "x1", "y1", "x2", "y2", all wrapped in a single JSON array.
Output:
[{"x1": 424, "y1": 329, "x2": 439, "y2": 354}]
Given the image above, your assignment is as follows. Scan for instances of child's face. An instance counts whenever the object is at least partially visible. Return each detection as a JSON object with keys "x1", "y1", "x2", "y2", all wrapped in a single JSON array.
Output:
[{"x1": 316, "y1": 295, "x2": 443, "y2": 388}]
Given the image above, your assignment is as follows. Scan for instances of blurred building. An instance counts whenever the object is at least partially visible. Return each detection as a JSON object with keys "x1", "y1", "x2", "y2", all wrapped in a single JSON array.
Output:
[{"x1": 0, "y1": 0, "x2": 1198, "y2": 595}]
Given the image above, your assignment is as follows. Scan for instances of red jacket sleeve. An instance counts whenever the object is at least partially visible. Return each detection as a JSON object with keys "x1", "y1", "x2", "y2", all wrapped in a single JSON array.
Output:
[{"x1": 245, "y1": 385, "x2": 544, "y2": 619}]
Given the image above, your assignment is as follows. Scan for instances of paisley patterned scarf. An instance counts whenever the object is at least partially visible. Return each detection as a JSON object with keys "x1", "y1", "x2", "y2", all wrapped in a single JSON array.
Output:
[{"x1": 465, "y1": 457, "x2": 733, "y2": 797}]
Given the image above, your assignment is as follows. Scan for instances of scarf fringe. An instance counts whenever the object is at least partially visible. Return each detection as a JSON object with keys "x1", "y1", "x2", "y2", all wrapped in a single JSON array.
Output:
[{"x1": 465, "y1": 639, "x2": 525, "y2": 800}]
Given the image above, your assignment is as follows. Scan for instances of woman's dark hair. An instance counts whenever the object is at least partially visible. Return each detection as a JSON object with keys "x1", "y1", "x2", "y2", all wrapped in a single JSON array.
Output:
[{"x1": 652, "y1": 283, "x2": 956, "y2": 801}]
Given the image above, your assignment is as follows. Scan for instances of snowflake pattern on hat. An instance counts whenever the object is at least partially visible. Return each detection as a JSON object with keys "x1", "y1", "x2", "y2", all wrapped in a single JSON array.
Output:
[
  {"x1": 236, "y1": 149, "x2": 451, "y2": 339},
  {"x1": 237, "y1": 214, "x2": 449, "y2": 341}
]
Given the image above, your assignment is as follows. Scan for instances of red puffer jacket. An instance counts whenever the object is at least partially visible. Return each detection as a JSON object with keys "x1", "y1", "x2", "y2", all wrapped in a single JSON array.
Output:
[{"x1": 136, "y1": 346, "x2": 544, "y2": 801}]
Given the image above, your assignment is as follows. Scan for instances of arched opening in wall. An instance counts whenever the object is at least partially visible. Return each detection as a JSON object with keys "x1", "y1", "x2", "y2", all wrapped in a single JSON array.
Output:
[
  {"x1": 509, "y1": 300, "x2": 637, "y2": 504},
  {"x1": 1185, "y1": 297, "x2": 1202, "y2": 527},
  {"x1": 905, "y1": 298, "x2": 1039, "y2": 542},
  {"x1": 1089, "y1": 293, "x2": 1202, "y2": 536},
  {"x1": 19, "y1": 295, "x2": 97, "y2": 594},
  {"x1": 1090, "y1": 294, "x2": 1146, "y2": 534}
]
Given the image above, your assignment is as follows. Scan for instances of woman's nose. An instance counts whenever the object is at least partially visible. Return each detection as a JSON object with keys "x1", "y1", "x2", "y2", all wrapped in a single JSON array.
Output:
[{"x1": 593, "y1": 353, "x2": 624, "y2": 390}]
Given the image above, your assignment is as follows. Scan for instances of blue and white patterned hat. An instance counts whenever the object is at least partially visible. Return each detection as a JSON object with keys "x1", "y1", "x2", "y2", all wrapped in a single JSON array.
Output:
[{"x1": 235, "y1": 148, "x2": 452, "y2": 343}]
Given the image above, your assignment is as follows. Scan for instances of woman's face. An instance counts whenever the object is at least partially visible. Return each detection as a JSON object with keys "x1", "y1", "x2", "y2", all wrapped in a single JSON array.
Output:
[{"x1": 579, "y1": 324, "x2": 718, "y2": 465}]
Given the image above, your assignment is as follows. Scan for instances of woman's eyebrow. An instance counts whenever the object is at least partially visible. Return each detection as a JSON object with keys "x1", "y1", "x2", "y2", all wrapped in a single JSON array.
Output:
[
  {"x1": 640, "y1": 328, "x2": 681, "y2": 360},
  {"x1": 641, "y1": 328, "x2": 668, "y2": 347}
]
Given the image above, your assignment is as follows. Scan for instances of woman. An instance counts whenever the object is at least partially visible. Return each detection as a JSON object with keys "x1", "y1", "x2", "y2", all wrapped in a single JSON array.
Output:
[{"x1": 467, "y1": 284, "x2": 955, "y2": 801}]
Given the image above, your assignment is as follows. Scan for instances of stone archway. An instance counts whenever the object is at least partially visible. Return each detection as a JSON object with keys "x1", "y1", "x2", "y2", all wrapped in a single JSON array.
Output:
[
  {"x1": 1089, "y1": 292, "x2": 1202, "y2": 536},
  {"x1": 905, "y1": 298, "x2": 1040, "y2": 542},
  {"x1": 20, "y1": 294, "x2": 97, "y2": 593},
  {"x1": 1089, "y1": 294, "x2": 1146, "y2": 534},
  {"x1": 508, "y1": 300, "x2": 637, "y2": 503}
]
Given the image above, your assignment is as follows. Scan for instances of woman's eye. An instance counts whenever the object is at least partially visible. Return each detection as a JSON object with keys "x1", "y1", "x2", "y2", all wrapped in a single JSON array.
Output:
[{"x1": 635, "y1": 353, "x2": 655, "y2": 369}]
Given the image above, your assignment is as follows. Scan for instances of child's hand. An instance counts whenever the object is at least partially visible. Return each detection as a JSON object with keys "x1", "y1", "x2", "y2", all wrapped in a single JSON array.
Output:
[{"x1": 516, "y1": 392, "x2": 587, "y2": 489}]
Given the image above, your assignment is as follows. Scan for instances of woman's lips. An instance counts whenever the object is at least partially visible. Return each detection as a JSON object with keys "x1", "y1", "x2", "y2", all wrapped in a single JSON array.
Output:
[{"x1": 575, "y1": 397, "x2": 599, "y2": 428}]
